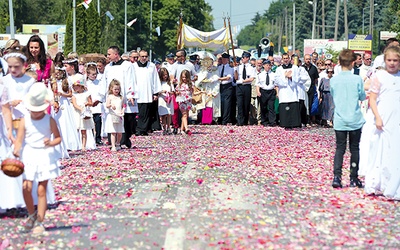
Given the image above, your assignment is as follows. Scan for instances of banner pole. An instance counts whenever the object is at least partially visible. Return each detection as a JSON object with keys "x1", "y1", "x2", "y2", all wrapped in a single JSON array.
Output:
[
  {"x1": 227, "y1": 17, "x2": 236, "y2": 65},
  {"x1": 177, "y1": 11, "x2": 183, "y2": 50},
  {"x1": 223, "y1": 14, "x2": 227, "y2": 28}
]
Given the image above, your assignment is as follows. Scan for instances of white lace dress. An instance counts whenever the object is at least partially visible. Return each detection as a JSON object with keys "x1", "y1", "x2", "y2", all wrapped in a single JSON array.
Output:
[{"x1": 359, "y1": 70, "x2": 400, "y2": 200}]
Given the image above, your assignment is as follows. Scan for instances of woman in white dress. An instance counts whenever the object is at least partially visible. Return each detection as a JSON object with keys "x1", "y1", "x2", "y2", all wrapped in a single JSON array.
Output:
[
  {"x1": 105, "y1": 80, "x2": 125, "y2": 151},
  {"x1": 359, "y1": 46, "x2": 400, "y2": 200},
  {"x1": 158, "y1": 68, "x2": 174, "y2": 134},
  {"x1": 52, "y1": 67, "x2": 81, "y2": 156},
  {"x1": 0, "y1": 78, "x2": 23, "y2": 212}
]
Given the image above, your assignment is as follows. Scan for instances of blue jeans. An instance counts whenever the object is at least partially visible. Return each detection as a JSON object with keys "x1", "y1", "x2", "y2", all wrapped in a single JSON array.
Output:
[{"x1": 333, "y1": 128, "x2": 362, "y2": 178}]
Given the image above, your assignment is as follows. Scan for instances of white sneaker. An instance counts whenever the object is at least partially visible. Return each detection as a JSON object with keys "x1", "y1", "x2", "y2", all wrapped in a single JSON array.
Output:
[{"x1": 111, "y1": 147, "x2": 117, "y2": 152}]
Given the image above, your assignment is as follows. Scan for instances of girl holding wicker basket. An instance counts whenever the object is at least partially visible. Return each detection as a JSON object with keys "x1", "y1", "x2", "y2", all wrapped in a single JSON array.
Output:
[{"x1": 13, "y1": 82, "x2": 61, "y2": 235}]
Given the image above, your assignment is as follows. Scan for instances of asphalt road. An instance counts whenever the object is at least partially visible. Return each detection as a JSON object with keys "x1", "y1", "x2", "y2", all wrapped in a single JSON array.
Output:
[{"x1": 1, "y1": 125, "x2": 399, "y2": 249}]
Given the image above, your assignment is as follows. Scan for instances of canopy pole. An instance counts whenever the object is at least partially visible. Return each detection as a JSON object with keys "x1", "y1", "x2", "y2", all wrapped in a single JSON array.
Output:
[{"x1": 227, "y1": 17, "x2": 236, "y2": 65}]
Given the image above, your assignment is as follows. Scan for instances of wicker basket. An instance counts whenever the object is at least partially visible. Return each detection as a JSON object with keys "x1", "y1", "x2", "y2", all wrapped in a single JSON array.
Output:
[
  {"x1": 1, "y1": 158, "x2": 24, "y2": 177},
  {"x1": 12, "y1": 119, "x2": 21, "y2": 130}
]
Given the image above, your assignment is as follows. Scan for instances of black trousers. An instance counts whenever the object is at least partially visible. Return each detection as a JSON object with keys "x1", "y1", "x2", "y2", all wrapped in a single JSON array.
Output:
[
  {"x1": 219, "y1": 83, "x2": 233, "y2": 125},
  {"x1": 307, "y1": 84, "x2": 316, "y2": 116},
  {"x1": 333, "y1": 129, "x2": 362, "y2": 178},
  {"x1": 299, "y1": 99, "x2": 308, "y2": 125},
  {"x1": 120, "y1": 112, "x2": 137, "y2": 147},
  {"x1": 236, "y1": 84, "x2": 251, "y2": 126},
  {"x1": 230, "y1": 86, "x2": 237, "y2": 124},
  {"x1": 150, "y1": 99, "x2": 161, "y2": 131},
  {"x1": 92, "y1": 113, "x2": 102, "y2": 143},
  {"x1": 259, "y1": 88, "x2": 276, "y2": 126},
  {"x1": 278, "y1": 102, "x2": 301, "y2": 128},
  {"x1": 137, "y1": 103, "x2": 152, "y2": 133}
]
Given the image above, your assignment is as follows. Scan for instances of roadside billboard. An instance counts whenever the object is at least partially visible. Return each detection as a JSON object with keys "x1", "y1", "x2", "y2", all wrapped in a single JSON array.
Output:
[{"x1": 304, "y1": 39, "x2": 348, "y2": 57}]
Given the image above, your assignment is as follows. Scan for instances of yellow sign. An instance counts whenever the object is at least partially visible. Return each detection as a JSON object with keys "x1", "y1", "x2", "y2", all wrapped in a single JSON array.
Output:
[{"x1": 348, "y1": 40, "x2": 372, "y2": 51}]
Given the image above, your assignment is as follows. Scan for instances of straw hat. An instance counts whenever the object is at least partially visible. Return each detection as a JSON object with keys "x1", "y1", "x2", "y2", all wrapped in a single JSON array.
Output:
[{"x1": 24, "y1": 82, "x2": 53, "y2": 112}]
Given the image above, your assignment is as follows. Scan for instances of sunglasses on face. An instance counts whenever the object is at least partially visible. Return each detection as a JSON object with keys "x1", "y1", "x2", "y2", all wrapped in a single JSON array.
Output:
[{"x1": 325, "y1": 63, "x2": 331, "y2": 66}]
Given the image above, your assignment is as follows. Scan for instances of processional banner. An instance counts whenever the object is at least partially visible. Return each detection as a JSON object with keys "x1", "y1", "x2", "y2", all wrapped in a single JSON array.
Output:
[{"x1": 179, "y1": 24, "x2": 229, "y2": 49}]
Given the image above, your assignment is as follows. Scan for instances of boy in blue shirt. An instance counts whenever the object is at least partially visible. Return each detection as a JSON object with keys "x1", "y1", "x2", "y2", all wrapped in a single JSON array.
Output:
[{"x1": 330, "y1": 49, "x2": 366, "y2": 188}]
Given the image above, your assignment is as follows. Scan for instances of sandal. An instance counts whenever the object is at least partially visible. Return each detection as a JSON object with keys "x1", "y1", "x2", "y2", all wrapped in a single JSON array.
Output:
[
  {"x1": 32, "y1": 222, "x2": 45, "y2": 235},
  {"x1": 24, "y1": 211, "x2": 37, "y2": 230}
]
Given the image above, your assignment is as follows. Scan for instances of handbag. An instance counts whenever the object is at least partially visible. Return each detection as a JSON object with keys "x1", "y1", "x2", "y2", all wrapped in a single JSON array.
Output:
[
  {"x1": 165, "y1": 92, "x2": 171, "y2": 104},
  {"x1": 191, "y1": 86, "x2": 202, "y2": 105},
  {"x1": 81, "y1": 107, "x2": 93, "y2": 120}
]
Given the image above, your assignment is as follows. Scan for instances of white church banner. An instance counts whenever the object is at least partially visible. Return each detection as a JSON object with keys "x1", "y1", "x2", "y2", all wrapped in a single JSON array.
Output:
[{"x1": 180, "y1": 24, "x2": 229, "y2": 49}]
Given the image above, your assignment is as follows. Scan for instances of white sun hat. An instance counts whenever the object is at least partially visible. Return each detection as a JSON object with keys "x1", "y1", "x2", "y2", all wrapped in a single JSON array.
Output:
[{"x1": 24, "y1": 82, "x2": 53, "y2": 112}]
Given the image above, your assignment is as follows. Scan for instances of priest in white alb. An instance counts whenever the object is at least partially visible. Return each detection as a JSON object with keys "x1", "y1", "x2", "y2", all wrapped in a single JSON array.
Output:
[{"x1": 132, "y1": 50, "x2": 162, "y2": 136}]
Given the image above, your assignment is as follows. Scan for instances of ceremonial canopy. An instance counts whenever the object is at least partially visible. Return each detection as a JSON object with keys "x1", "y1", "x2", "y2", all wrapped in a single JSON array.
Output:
[{"x1": 178, "y1": 24, "x2": 229, "y2": 49}]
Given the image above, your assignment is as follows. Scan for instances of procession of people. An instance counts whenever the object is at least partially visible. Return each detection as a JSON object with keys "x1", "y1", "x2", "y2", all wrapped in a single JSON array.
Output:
[{"x1": 1, "y1": 33, "x2": 400, "y2": 237}]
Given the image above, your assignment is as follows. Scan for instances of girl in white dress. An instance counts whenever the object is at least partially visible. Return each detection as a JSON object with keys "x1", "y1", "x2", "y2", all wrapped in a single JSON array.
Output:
[
  {"x1": 13, "y1": 82, "x2": 61, "y2": 235},
  {"x1": 105, "y1": 80, "x2": 125, "y2": 151},
  {"x1": 0, "y1": 79, "x2": 21, "y2": 212},
  {"x1": 158, "y1": 68, "x2": 174, "y2": 135},
  {"x1": 70, "y1": 74, "x2": 94, "y2": 151},
  {"x1": 52, "y1": 67, "x2": 81, "y2": 155},
  {"x1": 175, "y1": 70, "x2": 193, "y2": 134},
  {"x1": 359, "y1": 46, "x2": 400, "y2": 200},
  {"x1": 0, "y1": 51, "x2": 56, "y2": 210}
]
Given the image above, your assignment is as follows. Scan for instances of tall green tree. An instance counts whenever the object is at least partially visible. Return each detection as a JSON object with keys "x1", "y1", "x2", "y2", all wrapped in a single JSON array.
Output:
[{"x1": 64, "y1": 3, "x2": 101, "y2": 54}]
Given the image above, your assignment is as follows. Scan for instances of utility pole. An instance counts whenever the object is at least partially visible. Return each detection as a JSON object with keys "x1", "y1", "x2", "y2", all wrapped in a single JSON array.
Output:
[
  {"x1": 344, "y1": 0, "x2": 348, "y2": 40},
  {"x1": 285, "y1": 7, "x2": 288, "y2": 47},
  {"x1": 322, "y1": 0, "x2": 325, "y2": 39},
  {"x1": 293, "y1": 2, "x2": 296, "y2": 54},
  {"x1": 369, "y1": 0, "x2": 374, "y2": 35},
  {"x1": 73, "y1": 0, "x2": 76, "y2": 51},
  {"x1": 334, "y1": 0, "x2": 339, "y2": 40}
]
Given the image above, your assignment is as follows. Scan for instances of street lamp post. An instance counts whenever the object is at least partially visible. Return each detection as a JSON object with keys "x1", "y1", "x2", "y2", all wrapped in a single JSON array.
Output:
[
  {"x1": 293, "y1": 2, "x2": 295, "y2": 53},
  {"x1": 8, "y1": 0, "x2": 15, "y2": 38},
  {"x1": 124, "y1": 0, "x2": 127, "y2": 52},
  {"x1": 308, "y1": 0, "x2": 317, "y2": 39},
  {"x1": 150, "y1": 0, "x2": 153, "y2": 62},
  {"x1": 363, "y1": 3, "x2": 377, "y2": 34},
  {"x1": 362, "y1": 6, "x2": 368, "y2": 34}
]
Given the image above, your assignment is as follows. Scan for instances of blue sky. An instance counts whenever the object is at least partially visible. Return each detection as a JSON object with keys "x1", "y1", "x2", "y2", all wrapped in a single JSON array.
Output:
[{"x1": 207, "y1": 0, "x2": 274, "y2": 29}]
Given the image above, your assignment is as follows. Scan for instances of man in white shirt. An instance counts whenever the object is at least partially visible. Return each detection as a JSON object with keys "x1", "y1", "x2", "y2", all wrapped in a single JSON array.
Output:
[
  {"x1": 256, "y1": 59, "x2": 277, "y2": 126},
  {"x1": 162, "y1": 53, "x2": 175, "y2": 73},
  {"x1": 217, "y1": 53, "x2": 234, "y2": 125},
  {"x1": 100, "y1": 46, "x2": 136, "y2": 148},
  {"x1": 359, "y1": 53, "x2": 372, "y2": 81},
  {"x1": 132, "y1": 50, "x2": 162, "y2": 136},
  {"x1": 234, "y1": 51, "x2": 256, "y2": 126}
]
